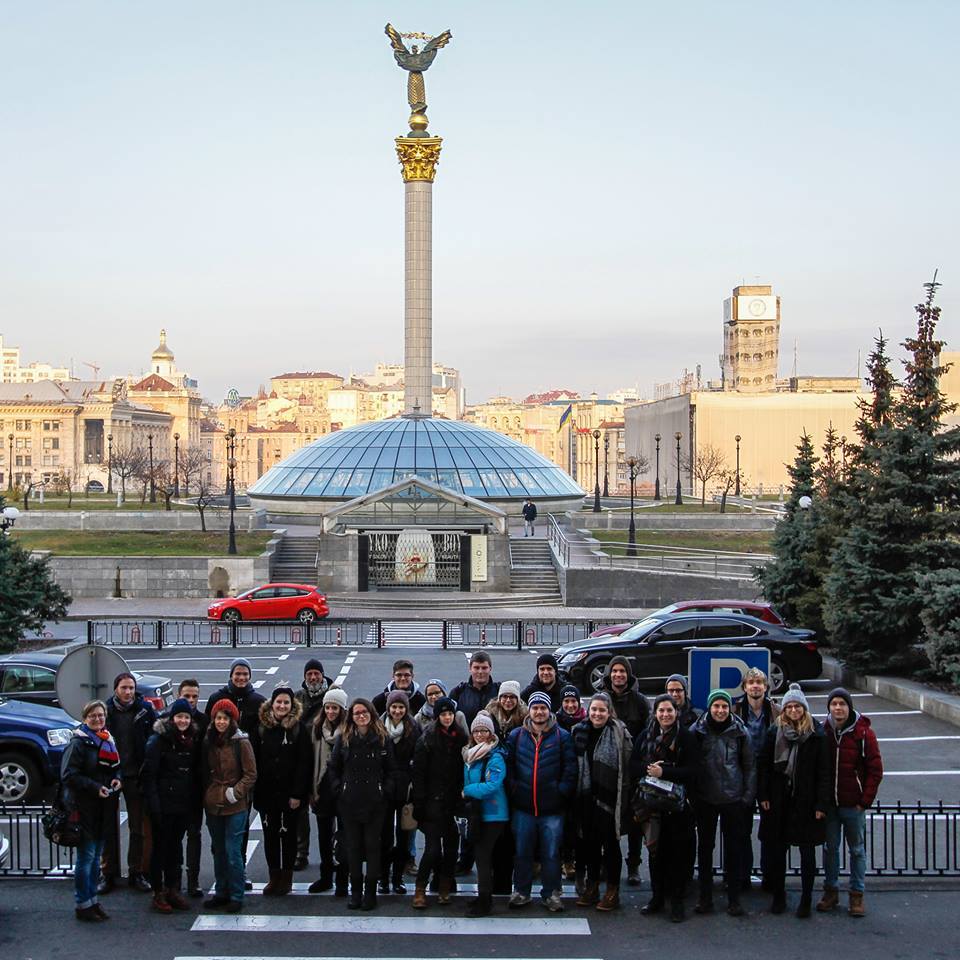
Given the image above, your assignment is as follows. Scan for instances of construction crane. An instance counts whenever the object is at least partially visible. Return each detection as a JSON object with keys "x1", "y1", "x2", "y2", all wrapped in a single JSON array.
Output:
[{"x1": 83, "y1": 361, "x2": 101, "y2": 379}]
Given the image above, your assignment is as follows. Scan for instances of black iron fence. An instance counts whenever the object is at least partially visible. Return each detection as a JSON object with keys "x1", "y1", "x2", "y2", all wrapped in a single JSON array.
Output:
[{"x1": 3, "y1": 800, "x2": 957, "y2": 879}]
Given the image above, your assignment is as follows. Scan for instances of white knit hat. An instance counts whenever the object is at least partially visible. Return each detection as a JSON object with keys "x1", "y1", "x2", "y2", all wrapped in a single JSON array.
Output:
[
  {"x1": 499, "y1": 680, "x2": 521, "y2": 699},
  {"x1": 323, "y1": 687, "x2": 348, "y2": 709}
]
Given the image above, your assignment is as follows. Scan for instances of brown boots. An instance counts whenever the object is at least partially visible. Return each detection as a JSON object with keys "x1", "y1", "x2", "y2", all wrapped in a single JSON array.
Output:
[
  {"x1": 575, "y1": 881, "x2": 599, "y2": 907},
  {"x1": 596, "y1": 885, "x2": 620, "y2": 912},
  {"x1": 816, "y1": 887, "x2": 839, "y2": 912},
  {"x1": 165, "y1": 887, "x2": 190, "y2": 911},
  {"x1": 412, "y1": 885, "x2": 428, "y2": 909},
  {"x1": 848, "y1": 891, "x2": 865, "y2": 917},
  {"x1": 437, "y1": 877, "x2": 453, "y2": 905}
]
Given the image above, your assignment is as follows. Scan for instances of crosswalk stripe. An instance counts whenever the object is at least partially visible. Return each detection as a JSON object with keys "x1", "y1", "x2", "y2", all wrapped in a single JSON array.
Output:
[
  {"x1": 242, "y1": 882, "x2": 580, "y2": 896},
  {"x1": 191, "y1": 916, "x2": 591, "y2": 935},
  {"x1": 176, "y1": 956, "x2": 602, "y2": 960}
]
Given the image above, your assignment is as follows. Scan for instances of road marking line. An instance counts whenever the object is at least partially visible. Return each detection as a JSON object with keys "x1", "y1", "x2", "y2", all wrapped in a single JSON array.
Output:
[
  {"x1": 124, "y1": 657, "x2": 283, "y2": 663},
  {"x1": 249, "y1": 814, "x2": 262, "y2": 832},
  {"x1": 177, "y1": 956, "x2": 602, "y2": 960},
  {"x1": 265, "y1": 666, "x2": 278, "y2": 675},
  {"x1": 190, "y1": 916, "x2": 591, "y2": 935},
  {"x1": 288, "y1": 647, "x2": 297, "y2": 651},
  {"x1": 278, "y1": 655, "x2": 290, "y2": 661},
  {"x1": 253, "y1": 680, "x2": 265, "y2": 689},
  {"x1": 878, "y1": 736, "x2": 960, "y2": 742},
  {"x1": 881, "y1": 770, "x2": 960, "y2": 776},
  {"x1": 245, "y1": 839, "x2": 260, "y2": 864},
  {"x1": 242, "y1": 882, "x2": 578, "y2": 896}
]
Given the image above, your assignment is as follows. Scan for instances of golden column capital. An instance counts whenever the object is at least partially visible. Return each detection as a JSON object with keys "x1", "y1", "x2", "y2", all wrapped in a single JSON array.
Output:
[{"x1": 395, "y1": 136, "x2": 443, "y2": 183}]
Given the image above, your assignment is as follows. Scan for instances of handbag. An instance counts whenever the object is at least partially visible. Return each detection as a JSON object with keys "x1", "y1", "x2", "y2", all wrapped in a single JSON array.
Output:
[
  {"x1": 41, "y1": 789, "x2": 82, "y2": 848},
  {"x1": 400, "y1": 802, "x2": 418, "y2": 831},
  {"x1": 632, "y1": 775, "x2": 686, "y2": 815}
]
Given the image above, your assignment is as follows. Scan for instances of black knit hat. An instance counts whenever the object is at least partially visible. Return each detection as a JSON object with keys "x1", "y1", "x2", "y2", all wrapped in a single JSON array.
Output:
[
  {"x1": 560, "y1": 684, "x2": 581, "y2": 701},
  {"x1": 536, "y1": 653, "x2": 558, "y2": 670},
  {"x1": 435, "y1": 697, "x2": 457, "y2": 716},
  {"x1": 270, "y1": 684, "x2": 295, "y2": 703},
  {"x1": 827, "y1": 687, "x2": 855, "y2": 714},
  {"x1": 304, "y1": 658, "x2": 325, "y2": 677}
]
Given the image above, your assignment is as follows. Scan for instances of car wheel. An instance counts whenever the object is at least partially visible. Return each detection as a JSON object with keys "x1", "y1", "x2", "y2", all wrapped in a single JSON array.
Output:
[
  {"x1": 769, "y1": 657, "x2": 790, "y2": 695},
  {"x1": 0, "y1": 753, "x2": 40, "y2": 804},
  {"x1": 221, "y1": 609, "x2": 241, "y2": 623},
  {"x1": 297, "y1": 608, "x2": 317, "y2": 624},
  {"x1": 586, "y1": 659, "x2": 609, "y2": 694}
]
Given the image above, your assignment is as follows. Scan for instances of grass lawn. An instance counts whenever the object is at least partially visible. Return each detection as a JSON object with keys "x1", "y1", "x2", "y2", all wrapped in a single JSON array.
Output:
[
  {"x1": 11, "y1": 495, "x2": 191, "y2": 511},
  {"x1": 13, "y1": 530, "x2": 272, "y2": 557},
  {"x1": 590, "y1": 528, "x2": 774, "y2": 555}
]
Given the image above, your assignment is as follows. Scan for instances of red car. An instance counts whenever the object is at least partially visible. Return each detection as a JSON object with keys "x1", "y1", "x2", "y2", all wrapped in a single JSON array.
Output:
[
  {"x1": 207, "y1": 583, "x2": 330, "y2": 623},
  {"x1": 589, "y1": 599, "x2": 785, "y2": 639}
]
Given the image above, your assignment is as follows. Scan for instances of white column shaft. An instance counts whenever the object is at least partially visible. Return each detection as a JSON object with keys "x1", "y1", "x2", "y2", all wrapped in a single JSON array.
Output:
[{"x1": 404, "y1": 180, "x2": 432, "y2": 415}]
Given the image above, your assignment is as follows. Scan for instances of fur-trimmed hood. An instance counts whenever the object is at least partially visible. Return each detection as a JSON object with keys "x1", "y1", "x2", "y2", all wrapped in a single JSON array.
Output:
[
  {"x1": 152, "y1": 716, "x2": 199, "y2": 739},
  {"x1": 258, "y1": 696, "x2": 303, "y2": 730}
]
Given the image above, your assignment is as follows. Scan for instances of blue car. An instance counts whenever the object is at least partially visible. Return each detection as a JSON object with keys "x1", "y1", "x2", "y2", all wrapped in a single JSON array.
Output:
[{"x1": 0, "y1": 695, "x2": 77, "y2": 804}]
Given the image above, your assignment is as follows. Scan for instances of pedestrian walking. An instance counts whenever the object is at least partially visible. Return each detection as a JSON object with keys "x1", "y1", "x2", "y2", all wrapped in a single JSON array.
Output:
[
  {"x1": 379, "y1": 690, "x2": 419, "y2": 895},
  {"x1": 294, "y1": 658, "x2": 330, "y2": 871},
  {"x1": 522, "y1": 498, "x2": 538, "y2": 536}
]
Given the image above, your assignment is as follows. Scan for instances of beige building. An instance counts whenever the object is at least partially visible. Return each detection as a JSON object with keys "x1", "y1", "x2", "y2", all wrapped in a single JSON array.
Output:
[
  {"x1": 270, "y1": 371, "x2": 344, "y2": 407},
  {"x1": 0, "y1": 334, "x2": 71, "y2": 384},
  {"x1": 722, "y1": 284, "x2": 781, "y2": 391}
]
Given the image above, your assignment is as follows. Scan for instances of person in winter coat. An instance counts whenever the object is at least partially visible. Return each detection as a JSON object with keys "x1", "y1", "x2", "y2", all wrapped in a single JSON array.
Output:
[
  {"x1": 692, "y1": 689, "x2": 756, "y2": 917},
  {"x1": 173, "y1": 679, "x2": 208, "y2": 898},
  {"x1": 629, "y1": 694, "x2": 699, "y2": 923},
  {"x1": 250, "y1": 686, "x2": 312, "y2": 896},
  {"x1": 306, "y1": 686, "x2": 348, "y2": 895},
  {"x1": 101, "y1": 671, "x2": 158, "y2": 894},
  {"x1": 484, "y1": 680, "x2": 528, "y2": 738},
  {"x1": 379, "y1": 689, "x2": 419, "y2": 896},
  {"x1": 411, "y1": 697, "x2": 468, "y2": 908},
  {"x1": 572, "y1": 693, "x2": 633, "y2": 912},
  {"x1": 817, "y1": 687, "x2": 883, "y2": 918},
  {"x1": 557, "y1": 684, "x2": 586, "y2": 733},
  {"x1": 414, "y1": 678, "x2": 470, "y2": 735},
  {"x1": 450, "y1": 651, "x2": 500, "y2": 727},
  {"x1": 141, "y1": 699, "x2": 199, "y2": 914},
  {"x1": 601, "y1": 656, "x2": 649, "y2": 883},
  {"x1": 505, "y1": 692, "x2": 577, "y2": 912},
  {"x1": 372, "y1": 659, "x2": 426, "y2": 716},
  {"x1": 328, "y1": 697, "x2": 396, "y2": 911},
  {"x1": 522, "y1": 498, "x2": 537, "y2": 536},
  {"x1": 557, "y1": 683, "x2": 586, "y2": 884},
  {"x1": 294, "y1": 658, "x2": 330, "y2": 871},
  {"x1": 201, "y1": 699, "x2": 257, "y2": 913},
  {"x1": 758, "y1": 684, "x2": 829, "y2": 918},
  {"x1": 665, "y1": 674, "x2": 702, "y2": 729},
  {"x1": 461, "y1": 712, "x2": 509, "y2": 917},
  {"x1": 203, "y1": 658, "x2": 267, "y2": 734},
  {"x1": 61, "y1": 700, "x2": 121, "y2": 922},
  {"x1": 521, "y1": 655, "x2": 565, "y2": 713}
]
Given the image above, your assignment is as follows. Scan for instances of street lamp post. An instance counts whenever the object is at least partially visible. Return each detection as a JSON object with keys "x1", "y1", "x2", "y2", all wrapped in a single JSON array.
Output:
[
  {"x1": 654, "y1": 433, "x2": 661, "y2": 501},
  {"x1": 735, "y1": 434, "x2": 742, "y2": 497},
  {"x1": 0, "y1": 505, "x2": 20, "y2": 535},
  {"x1": 602, "y1": 435, "x2": 609, "y2": 498},
  {"x1": 7, "y1": 434, "x2": 14, "y2": 491},
  {"x1": 840, "y1": 435, "x2": 847, "y2": 476},
  {"x1": 173, "y1": 433, "x2": 180, "y2": 498},
  {"x1": 227, "y1": 428, "x2": 237, "y2": 555},
  {"x1": 147, "y1": 434, "x2": 156, "y2": 503},
  {"x1": 106, "y1": 433, "x2": 113, "y2": 494},
  {"x1": 626, "y1": 455, "x2": 638, "y2": 557},
  {"x1": 592, "y1": 429, "x2": 601, "y2": 512},
  {"x1": 674, "y1": 431, "x2": 683, "y2": 506}
]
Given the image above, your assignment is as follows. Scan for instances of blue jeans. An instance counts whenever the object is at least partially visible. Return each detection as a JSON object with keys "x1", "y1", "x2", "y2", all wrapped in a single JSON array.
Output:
[
  {"x1": 208, "y1": 810, "x2": 247, "y2": 902},
  {"x1": 824, "y1": 806, "x2": 866, "y2": 892},
  {"x1": 512, "y1": 810, "x2": 563, "y2": 900},
  {"x1": 74, "y1": 836, "x2": 105, "y2": 908}
]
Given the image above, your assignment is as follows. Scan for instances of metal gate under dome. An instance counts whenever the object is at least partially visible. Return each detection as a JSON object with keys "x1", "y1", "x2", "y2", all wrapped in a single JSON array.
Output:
[{"x1": 364, "y1": 531, "x2": 464, "y2": 590}]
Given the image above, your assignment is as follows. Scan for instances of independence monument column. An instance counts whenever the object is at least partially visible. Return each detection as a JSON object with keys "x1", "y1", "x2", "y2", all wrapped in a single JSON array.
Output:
[{"x1": 385, "y1": 23, "x2": 452, "y2": 417}]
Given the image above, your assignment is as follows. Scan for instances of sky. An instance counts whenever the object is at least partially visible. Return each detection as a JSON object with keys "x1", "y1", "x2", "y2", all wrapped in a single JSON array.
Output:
[{"x1": 1, "y1": 1, "x2": 956, "y2": 404}]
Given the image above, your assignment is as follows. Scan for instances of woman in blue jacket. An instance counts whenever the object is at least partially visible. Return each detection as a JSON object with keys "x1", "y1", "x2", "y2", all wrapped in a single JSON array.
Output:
[{"x1": 461, "y1": 712, "x2": 508, "y2": 917}]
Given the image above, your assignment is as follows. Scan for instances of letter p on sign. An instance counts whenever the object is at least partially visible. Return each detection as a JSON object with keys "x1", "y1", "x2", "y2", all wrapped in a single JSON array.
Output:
[{"x1": 688, "y1": 647, "x2": 771, "y2": 711}]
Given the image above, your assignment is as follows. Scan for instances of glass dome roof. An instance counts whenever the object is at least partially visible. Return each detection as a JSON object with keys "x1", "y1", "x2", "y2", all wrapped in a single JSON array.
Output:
[{"x1": 247, "y1": 417, "x2": 584, "y2": 501}]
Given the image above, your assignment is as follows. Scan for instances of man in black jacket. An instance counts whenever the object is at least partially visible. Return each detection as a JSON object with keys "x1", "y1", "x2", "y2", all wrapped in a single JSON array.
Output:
[
  {"x1": 521, "y1": 654, "x2": 565, "y2": 713},
  {"x1": 101, "y1": 672, "x2": 158, "y2": 893},
  {"x1": 293, "y1": 658, "x2": 330, "y2": 870},
  {"x1": 371, "y1": 659, "x2": 426, "y2": 716},
  {"x1": 522, "y1": 499, "x2": 538, "y2": 537},
  {"x1": 203, "y1": 658, "x2": 266, "y2": 734},
  {"x1": 450, "y1": 651, "x2": 500, "y2": 726}
]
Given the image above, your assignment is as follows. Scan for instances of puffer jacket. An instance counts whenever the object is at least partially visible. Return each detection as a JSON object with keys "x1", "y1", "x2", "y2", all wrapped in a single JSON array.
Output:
[
  {"x1": 60, "y1": 730, "x2": 120, "y2": 842},
  {"x1": 328, "y1": 729, "x2": 396, "y2": 823},
  {"x1": 505, "y1": 715, "x2": 577, "y2": 817},
  {"x1": 462, "y1": 745, "x2": 509, "y2": 822},
  {"x1": 692, "y1": 713, "x2": 756, "y2": 807},
  {"x1": 201, "y1": 728, "x2": 257, "y2": 816},
  {"x1": 251, "y1": 699, "x2": 312, "y2": 812},
  {"x1": 600, "y1": 656, "x2": 650, "y2": 737},
  {"x1": 411, "y1": 722, "x2": 467, "y2": 821},
  {"x1": 824, "y1": 713, "x2": 883, "y2": 808},
  {"x1": 484, "y1": 699, "x2": 528, "y2": 739},
  {"x1": 141, "y1": 717, "x2": 200, "y2": 817},
  {"x1": 450, "y1": 677, "x2": 501, "y2": 726}
]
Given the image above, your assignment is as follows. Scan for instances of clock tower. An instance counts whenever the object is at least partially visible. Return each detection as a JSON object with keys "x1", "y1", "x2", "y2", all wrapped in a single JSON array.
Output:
[{"x1": 721, "y1": 284, "x2": 781, "y2": 391}]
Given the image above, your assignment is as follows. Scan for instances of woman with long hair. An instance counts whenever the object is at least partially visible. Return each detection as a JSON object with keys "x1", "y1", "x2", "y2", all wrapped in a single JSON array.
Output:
[
  {"x1": 379, "y1": 690, "x2": 420, "y2": 895},
  {"x1": 758, "y1": 684, "x2": 830, "y2": 917},
  {"x1": 484, "y1": 681, "x2": 528, "y2": 739},
  {"x1": 328, "y1": 697, "x2": 396, "y2": 910}
]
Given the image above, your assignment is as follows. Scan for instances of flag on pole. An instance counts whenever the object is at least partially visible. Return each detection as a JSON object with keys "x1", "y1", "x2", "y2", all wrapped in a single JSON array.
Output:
[{"x1": 557, "y1": 404, "x2": 573, "y2": 432}]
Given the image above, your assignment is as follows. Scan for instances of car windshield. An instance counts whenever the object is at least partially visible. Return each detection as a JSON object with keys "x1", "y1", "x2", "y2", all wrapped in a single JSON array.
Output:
[{"x1": 617, "y1": 617, "x2": 662, "y2": 641}]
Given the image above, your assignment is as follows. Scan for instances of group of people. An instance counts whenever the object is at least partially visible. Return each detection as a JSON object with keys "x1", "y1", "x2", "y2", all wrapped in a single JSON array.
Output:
[{"x1": 59, "y1": 650, "x2": 883, "y2": 924}]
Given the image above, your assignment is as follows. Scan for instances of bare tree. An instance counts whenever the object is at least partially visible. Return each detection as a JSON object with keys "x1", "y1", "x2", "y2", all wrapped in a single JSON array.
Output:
[
  {"x1": 717, "y1": 468, "x2": 736, "y2": 513},
  {"x1": 21, "y1": 477, "x2": 36, "y2": 511},
  {"x1": 52, "y1": 470, "x2": 75, "y2": 508},
  {"x1": 179, "y1": 447, "x2": 206, "y2": 497},
  {"x1": 154, "y1": 462, "x2": 177, "y2": 511},
  {"x1": 683, "y1": 443, "x2": 728, "y2": 505},
  {"x1": 110, "y1": 445, "x2": 144, "y2": 502},
  {"x1": 193, "y1": 474, "x2": 216, "y2": 531}
]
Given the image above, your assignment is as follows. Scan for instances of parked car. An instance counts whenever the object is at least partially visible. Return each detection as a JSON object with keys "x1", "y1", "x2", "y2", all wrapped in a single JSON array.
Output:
[
  {"x1": 587, "y1": 599, "x2": 787, "y2": 640},
  {"x1": 0, "y1": 654, "x2": 172, "y2": 713},
  {"x1": 556, "y1": 612, "x2": 821, "y2": 696},
  {"x1": 0, "y1": 696, "x2": 78, "y2": 803},
  {"x1": 207, "y1": 583, "x2": 330, "y2": 623}
]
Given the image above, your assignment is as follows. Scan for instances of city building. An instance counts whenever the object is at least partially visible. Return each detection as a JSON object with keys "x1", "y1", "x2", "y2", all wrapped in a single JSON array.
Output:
[
  {"x1": 721, "y1": 284, "x2": 781, "y2": 391},
  {"x1": 0, "y1": 334, "x2": 71, "y2": 384}
]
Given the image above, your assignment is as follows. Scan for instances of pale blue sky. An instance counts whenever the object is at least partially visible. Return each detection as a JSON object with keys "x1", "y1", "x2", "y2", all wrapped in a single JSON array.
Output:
[{"x1": 1, "y1": 1, "x2": 955, "y2": 403}]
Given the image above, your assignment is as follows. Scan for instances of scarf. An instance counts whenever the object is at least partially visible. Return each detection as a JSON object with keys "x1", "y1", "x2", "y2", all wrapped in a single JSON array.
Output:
[
  {"x1": 384, "y1": 716, "x2": 407, "y2": 744},
  {"x1": 463, "y1": 736, "x2": 499, "y2": 765},
  {"x1": 173, "y1": 726, "x2": 194, "y2": 751},
  {"x1": 111, "y1": 695, "x2": 135, "y2": 713},
  {"x1": 418, "y1": 702, "x2": 435, "y2": 723},
  {"x1": 80, "y1": 723, "x2": 120, "y2": 769},
  {"x1": 577, "y1": 720, "x2": 626, "y2": 824},
  {"x1": 774, "y1": 722, "x2": 813, "y2": 791},
  {"x1": 643, "y1": 719, "x2": 680, "y2": 765},
  {"x1": 311, "y1": 721, "x2": 339, "y2": 799}
]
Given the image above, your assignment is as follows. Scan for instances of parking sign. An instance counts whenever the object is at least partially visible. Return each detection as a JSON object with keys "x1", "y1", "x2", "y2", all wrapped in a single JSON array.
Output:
[{"x1": 687, "y1": 647, "x2": 772, "y2": 711}]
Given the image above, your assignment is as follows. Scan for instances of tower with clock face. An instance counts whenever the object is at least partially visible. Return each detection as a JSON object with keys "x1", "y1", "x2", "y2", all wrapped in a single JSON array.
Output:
[{"x1": 721, "y1": 285, "x2": 781, "y2": 391}]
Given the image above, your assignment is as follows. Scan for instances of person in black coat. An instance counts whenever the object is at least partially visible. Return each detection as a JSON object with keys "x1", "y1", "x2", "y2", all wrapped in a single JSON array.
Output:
[
  {"x1": 758, "y1": 684, "x2": 830, "y2": 918},
  {"x1": 629, "y1": 694, "x2": 699, "y2": 922},
  {"x1": 293, "y1": 659, "x2": 330, "y2": 872},
  {"x1": 378, "y1": 690, "x2": 420, "y2": 895},
  {"x1": 250, "y1": 686, "x2": 312, "y2": 896},
  {"x1": 171, "y1": 678, "x2": 207, "y2": 898},
  {"x1": 520, "y1": 654, "x2": 565, "y2": 713},
  {"x1": 203, "y1": 658, "x2": 267, "y2": 735},
  {"x1": 328, "y1": 697, "x2": 396, "y2": 910},
  {"x1": 410, "y1": 698, "x2": 468, "y2": 908},
  {"x1": 141, "y1": 699, "x2": 199, "y2": 914}
]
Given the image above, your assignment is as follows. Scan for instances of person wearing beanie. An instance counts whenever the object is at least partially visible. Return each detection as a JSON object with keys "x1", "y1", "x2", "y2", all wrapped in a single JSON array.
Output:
[
  {"x1": 665, "y1": 674, "x2": 702, "y2": 729},
  {"x1": 818, "y1": 688, "x2": 882, "y2": 918},
  {"x1": 415, "y1": 680, "x2": 469, "y2": 735},
  {"x1": 410, "y1": 691, "x2": 468, "y2": 909},
  {"x1": 557, "y1": 685, "x2": 586, "y2": 733},
  {"x1": 505, "y1": 680, "x2": 577, "y2": 912},
  {"x1": 571, "y1": 692, "x2": 633, "y2": 912},
  {"x1": 486, "y1": 681, "x2": 529, "y2": 740},
  {"x1": 520, "y1": 654, "x2": 564, "y2": 713},
  {"x1": 461, "y1": 710, "x2": 508, "y2": 917},
  {"x1": 250, "y1": 685, "x2": 311, "y2": 897},
  {"x1": 372, "y1": 659, "x2": 426, "y2": 717},
  {"x1": 142, "y1": 695, "x2": 200, "y2": 914},
  {"x1": 204, "y1": 660, "x2": 266, "y2": 735},
  {"x1": 555, "y1": 684, "x2": 586, "y2": 887},
  {"x1": 757, "y1": 683, "x2": 829, "y2": 918},
  {"x1": 692, "y1": 688, "x2": 755, "y2": 916},
  {"x1": 628, "y1": 692, "x2": 698, "y2": 922},
  {"x1": 201, "y1": 695, "x2": 256, "y2": 913},
  {"x1": 101, "y1": 669, "x2": 158, "y2": 895}
]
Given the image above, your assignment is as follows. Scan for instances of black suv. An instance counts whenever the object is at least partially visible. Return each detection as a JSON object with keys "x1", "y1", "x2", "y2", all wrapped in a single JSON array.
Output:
[{"x1": 555, "y1": 612, "x2": 821, "y2": 696}]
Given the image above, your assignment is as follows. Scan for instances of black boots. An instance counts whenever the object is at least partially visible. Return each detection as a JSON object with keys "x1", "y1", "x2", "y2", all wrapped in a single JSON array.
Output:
[
  {"x1": 347, "y1": 878, "x2": 363, "y2": 910},
  {"x1": 361, "y1": 880, "x2": 378, "y2": 911},
  {"x1": 466, "y1": 893, "x2": 492, "y2": 917}
]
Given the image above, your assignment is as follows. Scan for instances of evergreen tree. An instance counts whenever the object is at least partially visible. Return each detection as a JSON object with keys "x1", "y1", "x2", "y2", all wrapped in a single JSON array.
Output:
[
  {"x1": 0, "y1": 495, "x2": 70, "y2": 652},
  {"x1": 919, "y1": 570, "x2": 960, "y2": 686}
]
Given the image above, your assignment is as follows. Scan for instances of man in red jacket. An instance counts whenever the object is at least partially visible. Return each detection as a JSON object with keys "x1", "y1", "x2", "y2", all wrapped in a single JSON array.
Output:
[{"x1": 818, "y1": 688, "x2": 883, "y2": 918}]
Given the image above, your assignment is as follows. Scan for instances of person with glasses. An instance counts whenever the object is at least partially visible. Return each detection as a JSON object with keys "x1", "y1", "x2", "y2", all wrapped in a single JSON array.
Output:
[{"x1": 372, "y1": 659, "x2": 425, "y2": 716}]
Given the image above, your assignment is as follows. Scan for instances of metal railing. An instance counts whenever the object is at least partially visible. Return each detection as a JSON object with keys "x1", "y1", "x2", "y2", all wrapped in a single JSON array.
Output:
[{"x1": 3, "y1": 800, "x2": 957, "y2": 879}]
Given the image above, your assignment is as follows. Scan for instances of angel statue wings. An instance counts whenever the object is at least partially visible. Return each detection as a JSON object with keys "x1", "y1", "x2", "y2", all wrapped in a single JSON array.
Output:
[{"x1": 384, "y1": 23, "x2": 452, "y2": 118}]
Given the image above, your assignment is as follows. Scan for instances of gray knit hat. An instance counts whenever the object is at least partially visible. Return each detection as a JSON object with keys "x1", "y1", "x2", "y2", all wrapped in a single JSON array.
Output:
[
  {"x1": 322, "y1": 687, "x2": 348, "y2": 709},
  {"x1": 471, "y1": 712, "x2": 495, "y2": 735},
  {"x1": 498, "y1": 680, "x2": 521, "y2": 699},
  {"x1": 780, "y1": 682, "x2": 809, "y2": 711}
]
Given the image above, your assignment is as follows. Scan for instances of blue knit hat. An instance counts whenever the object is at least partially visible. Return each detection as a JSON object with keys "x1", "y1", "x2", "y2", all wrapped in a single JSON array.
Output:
[
  {"x1": 527, "y1": 691, "x2": 553, "y2": 711},
  {"x1": 168, "y1": 697, "x2": 193, "y2": 718}
]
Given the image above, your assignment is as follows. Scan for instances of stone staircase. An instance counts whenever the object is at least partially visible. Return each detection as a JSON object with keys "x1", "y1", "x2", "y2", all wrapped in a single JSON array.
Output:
[
  {"x1": 509, "y1": 537, "x2": 562, "y2": 602},
  {"x1": 270, "y1": 535, "x2": 318, "y2": 585}
]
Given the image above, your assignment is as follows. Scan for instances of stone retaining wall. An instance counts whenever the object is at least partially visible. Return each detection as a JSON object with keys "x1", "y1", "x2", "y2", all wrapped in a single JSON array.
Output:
[{"x1": 15, "y1": 508, "x2": 267, "y2": 531}]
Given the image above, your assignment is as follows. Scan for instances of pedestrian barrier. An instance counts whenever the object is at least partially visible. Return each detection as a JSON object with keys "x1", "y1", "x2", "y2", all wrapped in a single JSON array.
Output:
[{"x1": 2, "y1": 800, "x2": 957, "y2": 879}]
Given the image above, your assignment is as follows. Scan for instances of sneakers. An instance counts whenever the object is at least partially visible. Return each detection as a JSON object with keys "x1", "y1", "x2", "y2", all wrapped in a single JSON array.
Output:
[
  {"x1": 544, "y1": 892, "x2": 565, "y2": 913},
  {"x1": 508, "y1": 891, "x2": 532, "y2": 909}
]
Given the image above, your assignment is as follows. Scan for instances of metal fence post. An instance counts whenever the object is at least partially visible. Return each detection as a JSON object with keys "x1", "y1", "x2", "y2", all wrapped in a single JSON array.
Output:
[
  {"x1": 306, "y1": 621, "x2": 313, "y2": 647},
  {"x1": 87, "y1": 621, "x2": 94, "y2": 646},
  {"x1": 441, "y1": 621, "x2": 448, "y2": 650},
  {"x1": 377, "y1": 619, "x2": 383, "y2": 648},
  {"x1": 516, "y1": 619, "x2": 523, "y2": 651},
  {"x1": 156, "y1": 620, "x2": 164, "y2": 650},
  {"x1": 230, "y1": 620, "x2": 238, "y2": 648}
]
